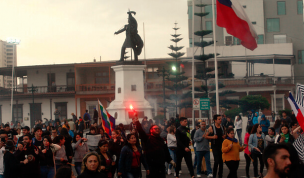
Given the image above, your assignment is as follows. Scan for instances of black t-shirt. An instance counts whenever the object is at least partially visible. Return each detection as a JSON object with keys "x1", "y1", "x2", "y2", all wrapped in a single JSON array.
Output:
[
  {"x1": 7, "y1": 129, "x2": 18, "y2": 140},
  {"x1": 256, "y1": 136, "x2": 264, "y2": 153},
  {"x1": 33, "y1": 137, "x2": 43, "y2": 148},
  {"x1": 211, "y1": 125, "x2": 224, "y2": 150}
]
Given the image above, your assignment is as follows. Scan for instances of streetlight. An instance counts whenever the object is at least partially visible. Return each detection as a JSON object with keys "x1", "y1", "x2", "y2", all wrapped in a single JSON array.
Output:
[
  {"x1": 172, "y1": 66, "x2": 177, "y2": 71},
  {"x1": 7, "y1": 37, "x2": 20, "y2": 122}
]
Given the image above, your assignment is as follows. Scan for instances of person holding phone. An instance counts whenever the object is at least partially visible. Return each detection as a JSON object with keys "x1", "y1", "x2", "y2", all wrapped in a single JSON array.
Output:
[
  {"x1": 222, "y1": 128, "x2": 245, "y2": 178},
  {"x1": 72, "y1": 133, "x2": 88, "y2": 176},
  {"x1": 249, "y1": 124, "x2": 267, "y2": 178},
  {"x1": 275, "y1": 124, "x2": 294, "y2": 144}
]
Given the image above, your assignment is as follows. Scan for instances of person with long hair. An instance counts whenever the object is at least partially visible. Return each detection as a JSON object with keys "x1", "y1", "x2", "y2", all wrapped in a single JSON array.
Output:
[
  {"x1": 167, "y1": 126, "x2": 177, "y2": 176},
  {"x1": 40, "y1": 136, "x2": 61, "y2": 178},
  {"x1": 99, "y1": 127, "x2": 110, "y2": 141},
  {"x1": 275, "y1": 124, "x2": 295, "y2": 144},
  {"x1": 118, "y1": 133, "x2": 149, "y2": 178},
  {"x1": 96, "y1": 140, "x2": 115, "y2": 178},
  {"x1": 235, "y1": 115, "x2": 243, "y2": 145},
  {"x1": 60, "y1": 128, "x2": 73, "y2": 163},
  {"x1": 244, "y1": 126, "x2": 253, "y2": 178},
  {"x1": 273, "y1": 119, "x2": 281, "y2": 135},
  {"x1": 77, "y1": 152, "x2": 106, "y2": 178},
  {"x1": 72, "y1": 133, "x2": 88, "y2": 176},
  {"x1": 222, "y1": 128, "x2": 245, "y2": 178},
  {"x1": 249, "y1": 124, "x2": 266, "y2": 178},
  {"x1": 108, "y1": 130, "x2": 125, "y2": 176},
  {"x1": 54, "y1": 135, "x2": 68, "y2": 170}
]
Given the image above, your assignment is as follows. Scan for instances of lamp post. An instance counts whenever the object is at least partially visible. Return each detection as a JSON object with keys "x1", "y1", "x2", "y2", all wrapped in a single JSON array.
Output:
[
  {"x1": 171, "y1": 65, "x2": 178, "y2": 115},
  {"x1": 7, "y1": 38, "x2": 20, "y2": 121}
]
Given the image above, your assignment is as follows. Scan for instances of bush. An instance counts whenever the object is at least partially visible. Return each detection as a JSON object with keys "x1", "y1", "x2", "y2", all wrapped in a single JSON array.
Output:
[{"x1": 225, "y1": 108, "x2": 242, "y2": 120}]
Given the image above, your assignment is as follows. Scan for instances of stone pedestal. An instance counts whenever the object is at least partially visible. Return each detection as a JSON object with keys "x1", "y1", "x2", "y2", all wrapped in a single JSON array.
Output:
[{"x1": 107, "y1": 65, "x2": 153, "y2": 125}]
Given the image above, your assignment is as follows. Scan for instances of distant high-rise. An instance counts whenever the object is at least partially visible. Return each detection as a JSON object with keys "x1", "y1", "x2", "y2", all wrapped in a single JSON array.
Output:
[{"x1": 0, "y1": 40, "x2": 17, "y2": 88}]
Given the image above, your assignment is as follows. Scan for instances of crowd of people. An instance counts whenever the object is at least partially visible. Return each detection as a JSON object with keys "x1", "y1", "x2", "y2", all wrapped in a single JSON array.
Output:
[{"x1": 0, "y1": 109, "x2": 303, "y2": 178}]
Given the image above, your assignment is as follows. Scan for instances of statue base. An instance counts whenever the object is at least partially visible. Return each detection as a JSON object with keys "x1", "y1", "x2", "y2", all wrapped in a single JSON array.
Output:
[{"x1": 115, "y1": 61, "x2": 143, "y2": 65}]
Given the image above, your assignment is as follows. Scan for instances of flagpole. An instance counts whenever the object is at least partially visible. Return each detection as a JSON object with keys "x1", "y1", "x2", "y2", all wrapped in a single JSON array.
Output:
[
  {"x1": 212, "y1": 0, "x2": 219, "y2": 114},
  {"x1": 192, "y1": 0, "x2": 195, "y2": 129}
]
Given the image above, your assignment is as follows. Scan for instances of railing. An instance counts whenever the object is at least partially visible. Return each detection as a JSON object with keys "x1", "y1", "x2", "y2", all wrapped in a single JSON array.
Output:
[
  {"x1": 76, "y1": 84, "x2": 115, "y2": 92},
  {"x1": 213, "y1": 77, "x2": 293, "y2": 87},
  {"x1": 145, "y1": 81, "x2": 176, "y2": 90},
  {"x1": 0, "y1": 85, "x2": 75, "y2": 96}
]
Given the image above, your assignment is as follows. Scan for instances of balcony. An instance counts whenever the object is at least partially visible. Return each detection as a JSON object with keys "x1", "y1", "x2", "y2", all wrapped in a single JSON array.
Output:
[
  {"x1": 76, "y1": 84, "x2": 115, "y2": 94},
  {"x1": 0, "y1": 85, "x2": 75, "y2": 97}
]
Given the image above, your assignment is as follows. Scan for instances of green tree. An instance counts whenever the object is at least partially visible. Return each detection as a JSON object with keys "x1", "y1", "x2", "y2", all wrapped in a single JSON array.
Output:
[
  {"x1": 193, "y1": 2, "x2": 237, "y2": 114},
  {"x1": 240, "y1": 95, "x2": 270, "y2": 113},
  {"x1": 165, "y1": 23, "x2": 192, "y2": 115},
  {"x1": 224, "y1": 108, "x2": 242, "y2": 120}
]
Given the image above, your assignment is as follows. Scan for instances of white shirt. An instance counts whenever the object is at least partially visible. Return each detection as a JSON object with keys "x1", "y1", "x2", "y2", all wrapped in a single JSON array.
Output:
[
  {"x1": 167, "y1": 133, "x2": 177, "y2": 147},
  {"x1": 235, "y1": 119, "x2": 242, "y2": 130}
]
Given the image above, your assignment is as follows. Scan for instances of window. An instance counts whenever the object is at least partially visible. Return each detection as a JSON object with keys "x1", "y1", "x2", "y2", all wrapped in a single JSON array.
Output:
[
  {"x1": 205, "y1": 5, "x2": 216, "y2": 19},
  {"x1": 233, "y1": 37, "x2": 240, "y2": 45},
  {"x1": 205, "y1": 21, "x2": 212, "y2": 30},
  {"x1": 131, "y1": 85, "x2": 136, "y2": 91},
  {"x1": 95, "y1": 72, "x2": 109, "y2": 84},
  {"x1": 6, "y1": 49, "x2": 13, "y2": 52},
  {"x1": 252, "y1": 21, "x2": 256, "y2": 25},
  {"x1": 7, "y1": 57, "x2": 13, "y2": 59},
  {"x1": 188, "y1": 5, "x2": 193, "y2": 19},
  {"x1": 271, "y1": 94, "x2": 285, "y2": 112},
  {"x1": 298, "y1": 1, "x2": 303, "y2": 14},
  {"x1": 189, "y1": 38, "x2": 192, "y2": 47},
  {"x1": 55, "y1": 102, "x2": 67, "y2": 121},
  {"x1": 225, "y1": 36, "x2": 232, "y2": 45},
  {"x1": 243, "y1": 5, "x2": 246, "y2": 8},
  {"x1": 267, "y1": 18, "x2": 280, "y2": 32},
  {"x1": 298, "y1": 50, "x2": 304, "y2": 64},
  {"x1": 118, "y1": 87, "x2": 121, "y2": 93},
  {"x1": 7, "y1": 53, "x2": 13, "y2": 55},
  {"x1": 257, "y1": 35, "x2": 264, "y2": 44},
  {"x1": 274, "y1": 35, "x2": 286, "y2": 43},
  {"x1": 277, "y1": 2, "x2": 286, "y2": 15},
  {"x1": 66, "y1": 72, "x2": 75, "y2": 91},
  {"x1": 13, "y1": 104, "x2": 23, "y2": 123},
  {"x1": 147, "y1": 66, "x2": 159, "y2": 79},
  {"x1": 6, "y1": 45, "x2": 13, "y2": 48}
]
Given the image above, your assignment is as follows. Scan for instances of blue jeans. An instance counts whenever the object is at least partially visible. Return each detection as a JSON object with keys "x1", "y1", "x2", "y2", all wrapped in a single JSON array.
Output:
[
  {"x1": 236, "y1": 129, "x2": 242, "y2": 145},
  {"x1": 168, "y1": 147, "x2": 176, "y2": 170},
  {"x1": 75, "y1": 162, "x2": 82, "y2": 176},
  {"x1": 196, "y1": 151, "x2": 212, "y2": 175},
  {"x1": 41, "y1": 166, "x2": 55, "y2": 178}
]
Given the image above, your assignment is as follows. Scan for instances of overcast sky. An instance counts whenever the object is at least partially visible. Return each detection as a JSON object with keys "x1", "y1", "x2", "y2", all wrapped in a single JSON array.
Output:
[{"x1": 0, "y1": 0, "x2": 189, "y2": 66}]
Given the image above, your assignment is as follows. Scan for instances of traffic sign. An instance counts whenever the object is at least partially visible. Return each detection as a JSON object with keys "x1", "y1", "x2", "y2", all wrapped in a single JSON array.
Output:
[
  {"x1": 193, "y1": 98, "x2": 200, "y2": 110},
  {"x1": 200, "y1": 98, "x2": 210, "y2": 110}
]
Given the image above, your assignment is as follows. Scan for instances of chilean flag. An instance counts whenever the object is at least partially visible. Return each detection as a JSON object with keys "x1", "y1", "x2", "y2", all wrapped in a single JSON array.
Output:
[
  {"x1": 217, "y1": 0, "x2": 258, "y2": 50},
  {"x1": 288, "y1": 92, "x2": 304, "y2": 130}
]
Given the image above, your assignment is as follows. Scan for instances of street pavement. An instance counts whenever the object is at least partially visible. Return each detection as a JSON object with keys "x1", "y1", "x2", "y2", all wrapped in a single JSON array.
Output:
[{"x1": 140, "y1": 152, "x2": 268, "y2": 178}]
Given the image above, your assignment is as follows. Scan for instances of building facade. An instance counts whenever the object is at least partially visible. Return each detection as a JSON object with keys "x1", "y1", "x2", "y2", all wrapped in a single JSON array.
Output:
[{"x1": 0, "y1": 40, "x2": 17, "y2": 88}]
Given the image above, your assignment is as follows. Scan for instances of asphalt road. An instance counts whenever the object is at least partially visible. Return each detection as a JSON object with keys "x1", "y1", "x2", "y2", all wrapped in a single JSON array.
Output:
[{"x1": 140, "y1": 152, "x2": 267, "y2": 178}]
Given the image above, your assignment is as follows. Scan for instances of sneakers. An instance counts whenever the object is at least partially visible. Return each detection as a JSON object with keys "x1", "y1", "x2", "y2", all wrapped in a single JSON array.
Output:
[
  {"x1": 197, "y1": 175, "x2": 202, "y2": 177},
  {"x1": 168, "y1": 169, "x2": 171, "y2": 175},
  {"x1": 207, "y1": 173, "x2": 213, "y2": 178}
]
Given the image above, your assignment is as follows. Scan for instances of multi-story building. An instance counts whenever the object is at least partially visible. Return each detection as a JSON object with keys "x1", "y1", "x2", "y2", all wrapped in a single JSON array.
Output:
[
  {"x1": 0, "y1": 40, "x2": 17, "y2": 88},
  {"x1": 186, "y1": 0, "x2": 303, "y2": 114},
  {"x1": 0, "y1": 55, "x2": 294, "y2": 127}
]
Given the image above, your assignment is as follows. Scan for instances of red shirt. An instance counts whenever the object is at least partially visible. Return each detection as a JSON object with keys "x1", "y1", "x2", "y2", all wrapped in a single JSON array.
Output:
[{"x1": 131, "y1": 151, "x2": 141, "y2": 168}]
